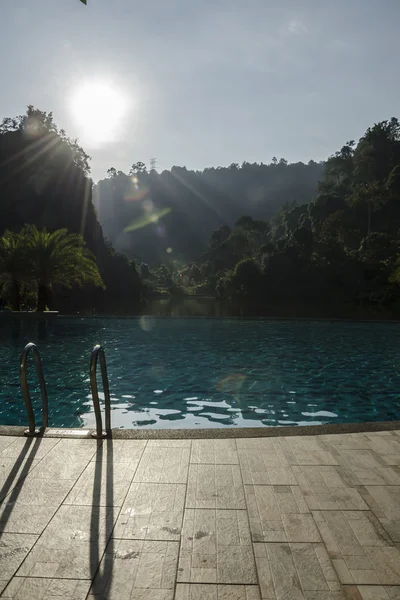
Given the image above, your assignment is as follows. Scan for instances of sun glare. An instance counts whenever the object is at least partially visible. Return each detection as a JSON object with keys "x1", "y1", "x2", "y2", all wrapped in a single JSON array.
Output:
[{"x1": 69, "y1": 81, "x2": 128, "y2": 145}]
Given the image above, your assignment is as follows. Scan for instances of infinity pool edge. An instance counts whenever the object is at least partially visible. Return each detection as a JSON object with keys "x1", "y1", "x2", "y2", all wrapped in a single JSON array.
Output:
[{"x1": 0, "y1": 420, "x2": 399, "y2": 439}]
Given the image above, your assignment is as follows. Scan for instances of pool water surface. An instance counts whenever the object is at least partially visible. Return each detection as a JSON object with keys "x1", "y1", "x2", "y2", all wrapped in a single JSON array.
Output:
[{"x1": 1, "y1": 317, "x2": 399, "y2": 429}]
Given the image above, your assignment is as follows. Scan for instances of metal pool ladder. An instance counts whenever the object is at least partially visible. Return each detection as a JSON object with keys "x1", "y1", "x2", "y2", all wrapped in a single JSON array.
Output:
[
  {"x1": 19, "y1": 342, "x2": 112, "y2": 438},
  {"x1": 20, "y1": 342, "x2": 49, "y2": 436},
  {"x1": 90, "y1": 344, "x2": 112, "y2": 438}
]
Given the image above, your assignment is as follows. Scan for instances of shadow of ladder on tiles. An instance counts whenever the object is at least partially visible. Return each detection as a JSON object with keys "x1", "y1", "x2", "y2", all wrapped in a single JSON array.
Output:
[{"x1": 89, "y1": 440, "x2": 115, "y2": 599}]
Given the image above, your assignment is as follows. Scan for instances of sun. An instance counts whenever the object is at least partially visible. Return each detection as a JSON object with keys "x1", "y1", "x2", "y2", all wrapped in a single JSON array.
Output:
[{"x1": 69, "y1": 81, "x2": 128, "y2": 145}]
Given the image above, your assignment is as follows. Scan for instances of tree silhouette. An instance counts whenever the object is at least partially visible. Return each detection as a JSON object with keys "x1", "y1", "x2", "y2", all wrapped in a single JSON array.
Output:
[{"x1": 0, "y1": 227, "x2": 104, "y2": 311}]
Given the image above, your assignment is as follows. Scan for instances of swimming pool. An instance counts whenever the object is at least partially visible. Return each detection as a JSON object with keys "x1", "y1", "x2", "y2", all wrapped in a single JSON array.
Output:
[{"x1": 1, "y1": 317, "x2": 400, "y2": 429}]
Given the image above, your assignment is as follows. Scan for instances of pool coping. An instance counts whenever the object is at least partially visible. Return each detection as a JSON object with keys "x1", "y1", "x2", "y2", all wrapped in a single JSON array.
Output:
[{"x1": 0, "y1": 420, "x2": 399, "y2": 439}]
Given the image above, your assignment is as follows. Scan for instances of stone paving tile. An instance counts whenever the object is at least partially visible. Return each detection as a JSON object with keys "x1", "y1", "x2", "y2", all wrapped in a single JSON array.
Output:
[
  {"x1": 0, "y1": 438, "x2": 59, "y2": 460},
  {"x1": 341, "y1": 586, "x2": 363, "y2": 599},
  {"x1": 379, "y1": 519, "x2": 400, "y2": 543},
  {"x1": 0, "y1": 462, "x2": 75, "y2": 534},
  {"x1": 329, "y1": 448, "x2": 400, "y2": 486},
  {"x1": 92, "y1": 592, "x2": 174, "y2": 600},
  {"x1": 365, "y1": 487, "x2": 400, "y2": 521},
  {"x1": 0, "y1": 437, "x2": 18, "y2": 454},
  {"x1": 147, "y1": 440, "x2": 191, "y2": 448},
  {"x1": 186, "y1": 464, "x2": 245, "y2": 510},
  {"x1": 363, "y1": 486, "x2": 400, "y2": 543},
  {"x1": 365, "y1": 433, "x2": 400, "y2": 458},
  {"x1": 0, "y1": 458, "x2": 39, "y2": 500},
  {"x1": 345, "y1": 586, "x2": 400, "y2": 599},
  {"x1": 1, "y1": 477, "x2": 75, "y2": 507},
  {"x1": 351, "y1": 468, "x2": 400, "y2": 487},
  {"x1": 90, "y1": 439, "x2": 147, "y2": 463},
  {"x1": 175, "y1": 584, "x2": 261, "y2": 599},
  {"x1": 0, "y1": 504, "x2": 59, "y2": 535},
  {"x1": 17, "y1": 504, "x2": 115, "y2": 579},
  {"x1": 134, "y1": 446, "x2": 190, "y2": 484},
  {"x1": 321, "y1": 434, "x2": 371, "y2": 451},
  {"x1": 239, "y1": 450, "x2": 296, "y2": 486},
  {"x1": 1, "y1": 577, "x2": 91, "y2": 599},
  {"x1": 363, "y1": 548, "x2": 400, "y2": 585},
  {"x1": 178, "y1": 508, "x2": 256, "y2": 584},
  {"x1": 303, "y1": 593, "x2": 346, "y2": 599},
  {"x1": 244, "y1": 484, "x2": 315, "y2": 542},
  {"x1": 31, "y1": 439, "x2": 99, "y2": 480},
  {"x1": 47, "y1": 438, "x2": 101, "y2": 459},
  {"x1": 381, "y1": 455, "x2": 400, "y2": 467},
  {"x1": 236, "y1": 438, "x2": 289, "y2": 467},
  {"x1": 330, "y1": 448, "x2": 386, "y2": 471},
  {"x1": 254, "y1": 541, "x2": 342, "y2": 599},
  {"x1": 0, "y1": 581, "x2": 8, "y2": 596},
  {"x1": 278, "y1": 436, "x2": 339, "y2": 466},
  {"x1": 293, "y1": 466, "x2": 369, "y2": 510},
  {"x1": 64, "y1": 460, "x2": 136, "y2": 507},
  {"x1": 91, "y1": 591, "x2": 174, "y2": 600},
  {"x1": 88, "y1": 539, "x2": 179, "y2": 600},
  {"x1": 281, "y1": 513, "x2": 320, "y2": 543},
  {"x1": 0, "y1": 533, "x2": 38, "y2": 580},
  {"x1": 313, "y1": 510, "x2": 400, "y2": 585},
  {"x1": 191, "y1": 440, "x2": 238, "y2": 465},
  {"x1": 113, "y1": 482, "x2": 186, "y2": 541}
]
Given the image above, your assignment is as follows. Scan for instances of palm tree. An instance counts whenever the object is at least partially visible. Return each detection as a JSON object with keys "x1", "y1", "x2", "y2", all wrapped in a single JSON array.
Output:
[
  {"x1": 0, "y1": 230, "x2": 30, "y2": 310},
  {"x1": 23, "y1": 225, "x2": 105, "y2": 311}
]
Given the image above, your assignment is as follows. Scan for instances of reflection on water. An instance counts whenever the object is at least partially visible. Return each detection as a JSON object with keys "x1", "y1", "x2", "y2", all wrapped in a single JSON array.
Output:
[
  {"x1": 144, "y1": 296, "x2": 399, "y2": 319},
  {"x1": 144, "y1": 296, "x2": 228, "y2": 317},
  {"x1": 1, "y1": 314, "x2": 400, "y2": 429}
]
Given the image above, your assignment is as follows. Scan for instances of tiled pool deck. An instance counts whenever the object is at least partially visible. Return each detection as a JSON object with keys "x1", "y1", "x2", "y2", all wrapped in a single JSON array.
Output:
[{"x1": 0, "y1": 429, "x2": 399, "y2": 599}]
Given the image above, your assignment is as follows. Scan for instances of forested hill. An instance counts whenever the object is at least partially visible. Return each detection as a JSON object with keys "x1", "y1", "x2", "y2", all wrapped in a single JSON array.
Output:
[
  {"x1": 169, "y1": 117, "x2": 400, "y2": 316},
  {"x1": 93, "y1": 159, "x2": 324, "y2": 265},
  {"x1": 3, "y1": 106, "x2": 400, "y2": 316}
]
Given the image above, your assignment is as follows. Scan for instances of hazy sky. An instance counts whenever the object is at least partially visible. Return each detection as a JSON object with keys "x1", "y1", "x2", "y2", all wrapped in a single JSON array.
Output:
[{"x1": 1, "y1": 0, "x2": 400, "y2": 181}]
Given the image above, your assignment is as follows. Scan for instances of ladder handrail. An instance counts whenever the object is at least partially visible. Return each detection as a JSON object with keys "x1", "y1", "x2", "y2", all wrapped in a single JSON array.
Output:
[
  {"x1": 90, "y1": 344, "x2": 111, "y2": 438},
  {"x1": 20, "y1": 342, "x2": 48, "y2": 436}
]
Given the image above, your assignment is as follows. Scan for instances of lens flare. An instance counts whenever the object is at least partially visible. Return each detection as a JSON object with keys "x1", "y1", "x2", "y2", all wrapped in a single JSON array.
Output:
[
  {"x1": 124, "y1": 178, "x2": 149, "y2": 202},
  {"x1": 216, "y1": 373, "x2": 246, "y2": 403},
  {"x1": 124, "y1": 208, "x2": 171, "y2": 233},
  {"x1": 139, "y1": 316, "x2": 155, "y2": 331}
]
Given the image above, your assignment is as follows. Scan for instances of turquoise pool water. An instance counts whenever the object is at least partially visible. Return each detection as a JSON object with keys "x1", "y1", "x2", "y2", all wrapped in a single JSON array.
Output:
[{"x1": 1, "y1": 317, "x2": 400, "y2": 429}]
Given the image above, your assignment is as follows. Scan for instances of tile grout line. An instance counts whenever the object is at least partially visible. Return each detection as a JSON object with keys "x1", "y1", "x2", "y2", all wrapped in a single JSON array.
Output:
[
  {"x1": 234, "y1": 438, "x2": 263, "y2": 597},
  {"x1": 173, "y1": 440, "x2": 192, "y2": 597}
]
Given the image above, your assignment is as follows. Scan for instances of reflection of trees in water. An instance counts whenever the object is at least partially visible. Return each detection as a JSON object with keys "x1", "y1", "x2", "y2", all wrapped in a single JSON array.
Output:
[{"x1": 145, "y1": 297, "x2": 230, "y2": 317}]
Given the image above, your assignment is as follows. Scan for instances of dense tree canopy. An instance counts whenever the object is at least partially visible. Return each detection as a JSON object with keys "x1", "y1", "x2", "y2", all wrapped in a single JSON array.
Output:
[
  {"x1": 2, "y1": 105, "x2": 400, "y2": 316},
  {"x1": 155, "y1": 118, "x2": 400, "y2": 316}
]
